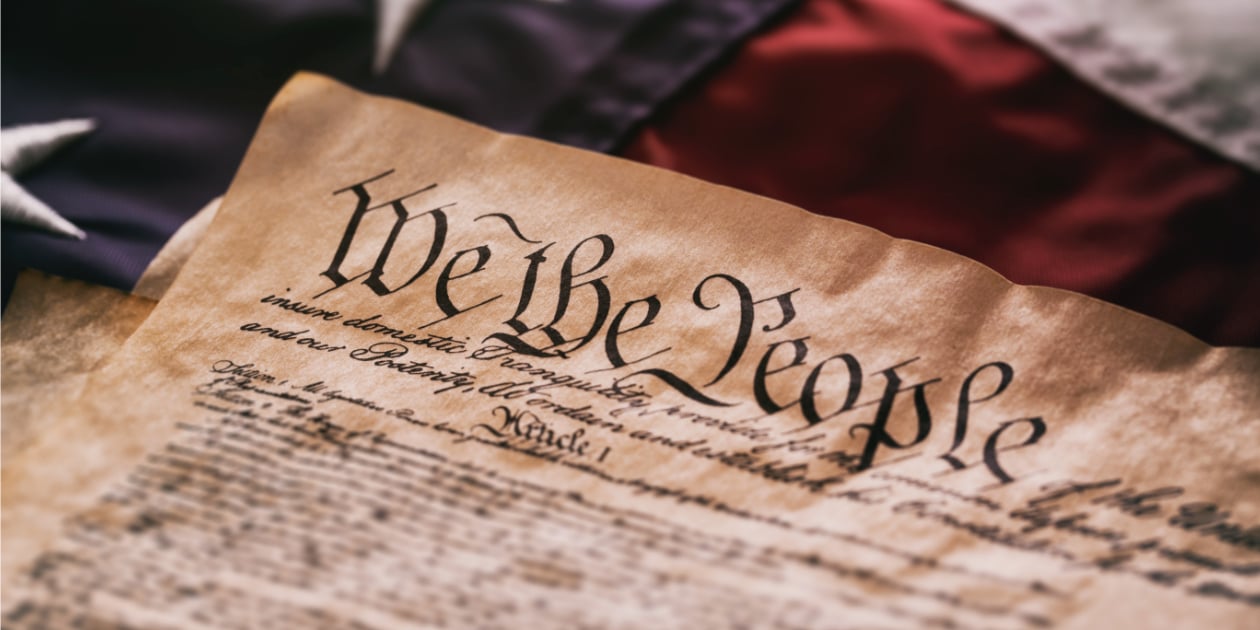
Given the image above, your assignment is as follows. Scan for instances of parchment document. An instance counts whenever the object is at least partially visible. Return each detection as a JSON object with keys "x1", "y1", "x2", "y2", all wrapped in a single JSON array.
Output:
[
  {"x1": 1, "y1": 274, "x2": 155, "y2": 460},
  {"x1": 3, "y1": 73, "x2": 1257, "y2": 629},
  {"x1": 2, "y1": 197, "x2": 218, "y2": 460}
]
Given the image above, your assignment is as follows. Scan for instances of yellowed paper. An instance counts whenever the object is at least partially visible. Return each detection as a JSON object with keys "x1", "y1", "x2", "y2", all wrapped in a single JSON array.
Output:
[
  {"x1": 3, "y1": 73, "x2": 1257, "y2": 629},
  {"x1": 132, "y1": 195, "x2": 223, "y2": 301},
  {"x1": 1, "y1": 273, "x2": 155, "y2": 460},
  {"x1": 2, "y1": 196, "x2": 218, "y2": 460}
]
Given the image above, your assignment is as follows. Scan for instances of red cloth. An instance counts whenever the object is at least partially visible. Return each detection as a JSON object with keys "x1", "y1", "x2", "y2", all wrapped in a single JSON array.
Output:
[{"x1": 622, "y1": 0, "x2": 1260, "y2": 346}]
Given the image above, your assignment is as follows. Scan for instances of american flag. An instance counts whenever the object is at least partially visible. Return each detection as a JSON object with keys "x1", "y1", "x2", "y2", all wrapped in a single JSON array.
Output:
[{"x1": 3, "y1": 0, "x2": 1258, "y2": 344}]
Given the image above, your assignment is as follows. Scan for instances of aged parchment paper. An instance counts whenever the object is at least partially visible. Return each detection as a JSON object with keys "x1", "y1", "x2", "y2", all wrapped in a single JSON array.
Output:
[
  {"x1": 2, "y1": 196, "x2": 220, "y2": 460},
  {"x1": 3, "y1": 74, "x2": 1257, "y2": 629},
  {"x1": 132, "y1": 196, "x2": 222, "y2": 301},
  {"x1": 1, "y1": 275, "x2": 155, "y2": 460}
]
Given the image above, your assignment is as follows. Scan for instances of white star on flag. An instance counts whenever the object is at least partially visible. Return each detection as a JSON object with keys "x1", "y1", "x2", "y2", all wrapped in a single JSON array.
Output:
[
  {"x1": 373, "y1": 0, "x2": 435, "y2": 75},
  {"x1": 1, "y1": 119, "x2": 95, "y2": 240},
  {"x1": 372, "y1": 0, "x2": 562, "y2": 74}
]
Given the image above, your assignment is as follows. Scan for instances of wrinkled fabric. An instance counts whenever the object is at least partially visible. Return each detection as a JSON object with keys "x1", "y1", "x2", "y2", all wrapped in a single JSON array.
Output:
[
  {"x1": 3, "y1": 0, "x2": 1257, "y2": 346},
  {"x1": 621, "y1": 0, "x2": 1260, "y2": 346},
  {"x1": 1, "y1": 0, "x2": 792, "y2": 301}
]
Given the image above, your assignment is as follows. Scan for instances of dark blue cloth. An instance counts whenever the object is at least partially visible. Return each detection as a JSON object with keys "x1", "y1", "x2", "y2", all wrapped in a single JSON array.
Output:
[{"x1": 1, "y1": 0, "x2": 795, "y2": 303}]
